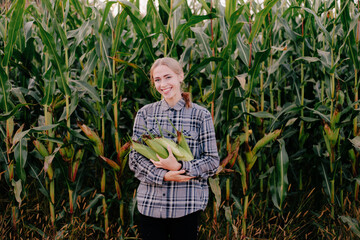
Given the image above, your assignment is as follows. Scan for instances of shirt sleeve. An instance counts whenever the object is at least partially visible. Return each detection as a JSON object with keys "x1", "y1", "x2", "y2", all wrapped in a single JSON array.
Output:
[
  {"x1": 128, "y1": 108, "x2": 167, "y2": 185},
  {"x1": 181, "y1": 110, "x2": 219, "y2": 179}
]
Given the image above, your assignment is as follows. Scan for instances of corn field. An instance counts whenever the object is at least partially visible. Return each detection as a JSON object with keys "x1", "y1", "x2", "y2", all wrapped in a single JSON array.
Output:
[{"x1": 0, "y1": 0, "x2": 360, "y2": 239}]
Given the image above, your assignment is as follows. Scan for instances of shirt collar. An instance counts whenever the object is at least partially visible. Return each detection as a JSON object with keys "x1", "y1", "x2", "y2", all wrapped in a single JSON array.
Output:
[{"x1": 160, "y1": 98, "x2": 186, "y2": 111}]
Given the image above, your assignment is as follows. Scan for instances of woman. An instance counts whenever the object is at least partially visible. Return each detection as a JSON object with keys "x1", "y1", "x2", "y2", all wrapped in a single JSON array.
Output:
[{"x1": 129, "y1": 57, "x2": 219, "y2": 240}]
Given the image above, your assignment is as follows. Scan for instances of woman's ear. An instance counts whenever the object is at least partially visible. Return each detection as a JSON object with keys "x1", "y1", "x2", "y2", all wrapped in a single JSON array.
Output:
[{"x1": 180, "y1": 72, "x2": 184, "y2": 83}]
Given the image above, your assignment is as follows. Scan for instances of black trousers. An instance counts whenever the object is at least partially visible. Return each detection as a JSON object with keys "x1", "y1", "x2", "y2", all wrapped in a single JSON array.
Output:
[{"x1": 138, "y1": 211, "x2": 201, "y2": 240}]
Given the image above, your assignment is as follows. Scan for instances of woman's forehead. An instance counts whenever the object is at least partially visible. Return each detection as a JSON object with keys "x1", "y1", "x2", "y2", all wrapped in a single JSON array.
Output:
[{"x1": 153, "y1": 65, "x2": 176, "y2": 77}]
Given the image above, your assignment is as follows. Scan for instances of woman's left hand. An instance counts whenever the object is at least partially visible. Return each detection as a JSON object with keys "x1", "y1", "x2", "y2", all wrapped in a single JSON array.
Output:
[{"x1": 150, "y1": 145, "x2": 182, "y2": 171}]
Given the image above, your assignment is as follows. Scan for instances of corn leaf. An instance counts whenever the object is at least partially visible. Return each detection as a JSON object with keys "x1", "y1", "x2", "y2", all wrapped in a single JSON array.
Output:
[
  {"x1": 270, "y1": 139, "x2": 289, "y2": 211},
  {"x1": 111, "y1": 9, "x2": 128, "y2": 55},
  {"x1": 2, "y1": 0, "x2": 25, "y2": 67},
  {"x1": 0, "y1": 67, "x2": 10, "y2": 112},
  {"x1": 99, "y1": 1, "x2": 117, "y2": 34},
  {"x1": 339, "y1": 216, "x2": 360, "y2": 237},
  {"x1": 249, "y1": 0, "x2": 279, "y2": 43},
  {"x1": 121, "y1": 5, "x2": 156, "y2": 62},
  {"x1": 36, "y1": 23, "x2": 71, "y2": 96},
  {"x1": 14, "y1": 138, "x2": 28, "y2": 183},
  {"x1": 42, "y1": 0, "x2": 68, "y2": 47}
]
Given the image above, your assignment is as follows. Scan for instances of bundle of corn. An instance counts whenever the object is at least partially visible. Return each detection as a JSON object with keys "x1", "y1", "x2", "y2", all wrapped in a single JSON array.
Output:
[{"x1": 132, "y1": 130, "x2": 194, "y2": 162}]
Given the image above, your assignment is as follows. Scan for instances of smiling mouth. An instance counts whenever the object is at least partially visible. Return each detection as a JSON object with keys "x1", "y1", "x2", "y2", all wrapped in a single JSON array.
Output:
[{"x1": 161, "y1": 87, "x2": 172, "y2": 94}]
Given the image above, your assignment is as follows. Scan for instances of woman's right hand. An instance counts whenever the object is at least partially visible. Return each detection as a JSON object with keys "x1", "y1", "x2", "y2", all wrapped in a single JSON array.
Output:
[{"x1": 164, "y1": 170, "x2": 194, "y2": 182}]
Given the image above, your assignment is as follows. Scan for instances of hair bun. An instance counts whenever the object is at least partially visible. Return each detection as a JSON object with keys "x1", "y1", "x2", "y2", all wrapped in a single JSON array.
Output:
[{"x1": 181, "y1": 92, "x2": 192, "y2": 108}]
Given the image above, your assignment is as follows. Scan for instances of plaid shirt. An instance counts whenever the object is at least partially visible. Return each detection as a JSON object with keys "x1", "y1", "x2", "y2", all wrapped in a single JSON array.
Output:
[{"x1": 129, "y1": 98, "x2": 219, "y2": 218}]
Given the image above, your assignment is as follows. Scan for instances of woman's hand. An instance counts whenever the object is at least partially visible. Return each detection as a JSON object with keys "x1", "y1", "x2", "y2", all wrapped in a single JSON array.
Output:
[
  {"x1": 150, "y1": 145, "x2": 182, "y2": 171},
  {"x1": 164, "y1": 170, "x2": 194, "y2": 182}
]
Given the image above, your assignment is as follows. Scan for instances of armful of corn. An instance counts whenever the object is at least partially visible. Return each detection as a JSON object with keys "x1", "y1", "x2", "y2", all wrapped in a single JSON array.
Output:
[{"x1": 131, "y1": 130, "x2": 194, "y2": 162}]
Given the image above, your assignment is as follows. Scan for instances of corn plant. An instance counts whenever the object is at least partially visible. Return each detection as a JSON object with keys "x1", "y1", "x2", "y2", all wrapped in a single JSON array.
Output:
[{"x1": 1, "y1": 0, "x2": 360, "y2": 239}]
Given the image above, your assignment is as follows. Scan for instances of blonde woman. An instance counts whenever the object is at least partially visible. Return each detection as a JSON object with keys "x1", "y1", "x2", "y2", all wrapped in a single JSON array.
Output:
[{"x1": 129, "y1": 57, "x2": 219, "y2": 240}]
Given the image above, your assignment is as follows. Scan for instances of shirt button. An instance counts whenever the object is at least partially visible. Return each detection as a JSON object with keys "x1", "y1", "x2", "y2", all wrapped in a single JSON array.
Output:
[{"x1": 163, "y1": 193, "x2": 166, "y2": 196}]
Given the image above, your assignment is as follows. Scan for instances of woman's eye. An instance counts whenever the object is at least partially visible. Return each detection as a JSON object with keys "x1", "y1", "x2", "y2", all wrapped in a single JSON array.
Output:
[{"x1": 154, "y1": 79, "x2": 160, "y2": 82}]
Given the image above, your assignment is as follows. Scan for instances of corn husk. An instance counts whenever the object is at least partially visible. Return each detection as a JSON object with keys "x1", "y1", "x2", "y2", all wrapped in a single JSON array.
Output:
[
  {"x1": 153, "y1": 137, "x2": 193, "y2": 161},
  {"x1": 131, "y1": 141, "x2": 160, "y2": 161},
  {"x1": 143, "y1": 137, "x2": 169, "y2": 159}
]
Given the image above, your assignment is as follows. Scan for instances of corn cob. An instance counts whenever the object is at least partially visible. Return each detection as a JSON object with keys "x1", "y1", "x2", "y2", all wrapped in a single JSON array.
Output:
[
  {"x1": 323, "y1": 123, "x2": 339, "y2": 147},
  {"x1": 77, "y1": 121, "x2": 104, "y2": 156},
  {"x1": 131, "y1": 141, "x2": 160, "y2": 161},
  {"x1": 32, "y1": 138, "x2": 50, "y2": 157},
  {"x1": 143, "y1": 137, "x2": 169, "y2": 159},
  {"x1": 252, "y1": 129, "x2": 281, "y2": 155},
  {"x1": 71, "y1": 148, "x2": 84, "y2": 182},
  {"x1": 238, "y1": 155, "x2": 247, "y2": 194},
  {"x1": 153, "y1": 137, "x2": 193, "y2": 161},
  {"x1": 118, "y1": 142, "x2": 131, "y2": 160},
  {"x1": 330, "y1": 104, "x2": 341, "y2": 129},
  {"x1": 177, "y1": 131, "x2": 192, "y2": 158}
]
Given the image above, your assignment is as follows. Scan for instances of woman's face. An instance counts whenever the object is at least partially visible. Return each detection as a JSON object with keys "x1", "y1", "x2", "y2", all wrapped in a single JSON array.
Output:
[{"x1": 153, "y1": 65, "x2": 183, "y2": 107}]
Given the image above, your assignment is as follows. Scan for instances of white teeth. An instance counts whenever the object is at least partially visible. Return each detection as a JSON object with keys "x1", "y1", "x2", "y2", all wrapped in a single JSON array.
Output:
[{"x1": 162, "y1": 87, "x2": 171, "y2": 94}]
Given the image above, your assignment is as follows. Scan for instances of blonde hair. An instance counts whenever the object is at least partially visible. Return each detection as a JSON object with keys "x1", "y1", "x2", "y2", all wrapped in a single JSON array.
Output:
[
  {"x1": 149, "y1": 57, "x2": 192, "y2": 108},
  {"x1": 150, "y1": 57, "x2": 184, "y2": 84}
]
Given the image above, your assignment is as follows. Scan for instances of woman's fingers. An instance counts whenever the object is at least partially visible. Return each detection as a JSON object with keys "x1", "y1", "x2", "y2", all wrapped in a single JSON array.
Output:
[{"x1": 164, "y1": 170, "x2": 195, "y2": 182}]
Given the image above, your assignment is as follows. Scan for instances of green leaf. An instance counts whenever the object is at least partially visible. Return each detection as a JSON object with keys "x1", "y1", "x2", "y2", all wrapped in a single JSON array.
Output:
[
  {"x1": 339, "y1": 11, "x2": 360, "y2": 69},
  {"x1": 249, "y1": 111, "x2": 275, "y2": 119},
  {"x1": 11, "y1": 179, "x2": 22, "y2": 207},
  {"x1": 111, "y1": 9, "x2": 128, "y2": 55},
  {"x1": 121, "y1": 5, "x2": 156, "y2": 62},
  {"x1": 80, "y1": 49, "x2": 98, "y2": 82},
  {"x1": 209, "y1": 176, "x2": 221, "y2": 211},
  {"x1": 72, "y1": 79, "x2": 101, "y2": 102},
  {"x1": 68, "y1": 20, "x2": 93, "y2": 49},
  {"x1": 294, "y1": 56, "x2": 320, "y2": 63},
  {"x1": 0, "y1": 67, "x2": 11, "y2": 112},
  {"x1": 303, "y1": 7, "x2": 332, "y2": 45},
  {"x1": 317, "y1": 50, "x2": 331, "y2": 69},
  {"x1": 270, "y1": 139, "x2": 289, "y2": 210},
  {"x1": 36, "y1": 23, "x2": 71, "y2": 96},
  {"x1": 42, "y1": 0, "x2": 68, "y2": 47},
  {"x1": 237, "y1": 34, "x2": 250, "y2": 66},
  {"x1": 2, "y1": 0, "x2": 25, "y2": 67},
  {"x1": 110, "y1": 57, "x2": 150, "y2": 83},
  {"x1": 172, "y1": 13, "x2": 217, "y2": 52},
  {"x1": 29, "y1": 165, "x2": 51, "y2": 202},
  {"x1": 148, "y1": 0, "x2": 171, "y2": 41},
  {"x1": 320, "y1": 163, "x2": 331, "y2": 200},
  {"x1": 70, "y1": 0, "x2": 85, "y2": 19},
  {"x1": 82, "y1": 193, "x2": 104, "y2": 215},
  {"x1": 99, "y1": 1, "x2": 117, "y2": 33},
  {"x1": 225, "y1": 0, "x2": 237, "y2": 24},
  {"x1": 0, "y1": 103, "x2": 32, "y2": 121},
  {"x1": 349, "y1": 136, "x2": 360, "y2": 152},
  {"x1": 184, "y1": 57, "x2": 223, "y2": 82},
  {"x1": 97, "y1": 34, "x2": 113, "y2": 75},
  {"x1": 339, "y1": 216, "x2": 360, "y2": 237},
  {"x1": 14, "y1": 138, "x2": 28, "y2": 183},
  {"x1": 249, "y1": 0, "x2": 279, "y2": 43},
  {"x1": 191, "y1": 26, "x2": 212, "y2": 58},
  {"x1": 32, "y1": 124, "x2": 60, "y2": 132},
  {"x1": 41, "y1": 68, "x2": 55, "y2": 106}
]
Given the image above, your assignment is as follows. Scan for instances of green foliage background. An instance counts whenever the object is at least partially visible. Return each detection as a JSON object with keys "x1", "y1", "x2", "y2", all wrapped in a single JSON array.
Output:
[{"x1": 1, "y1": 0, "x2": 360, "y2": 239}]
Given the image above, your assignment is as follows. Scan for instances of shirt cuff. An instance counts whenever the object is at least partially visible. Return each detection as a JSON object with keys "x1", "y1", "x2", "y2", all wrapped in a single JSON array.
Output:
[
  {"x1": 181, "y1": 160, "x2": 192, "y2": 175},
  {"x1": 156, "y1": 169, "x2": 168, "y2": 185}
]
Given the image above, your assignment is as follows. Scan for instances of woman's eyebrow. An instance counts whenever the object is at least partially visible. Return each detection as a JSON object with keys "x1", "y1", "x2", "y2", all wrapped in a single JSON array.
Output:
[{"x1": 154, "y1": 73, "x2": 172, "y2": 78}]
